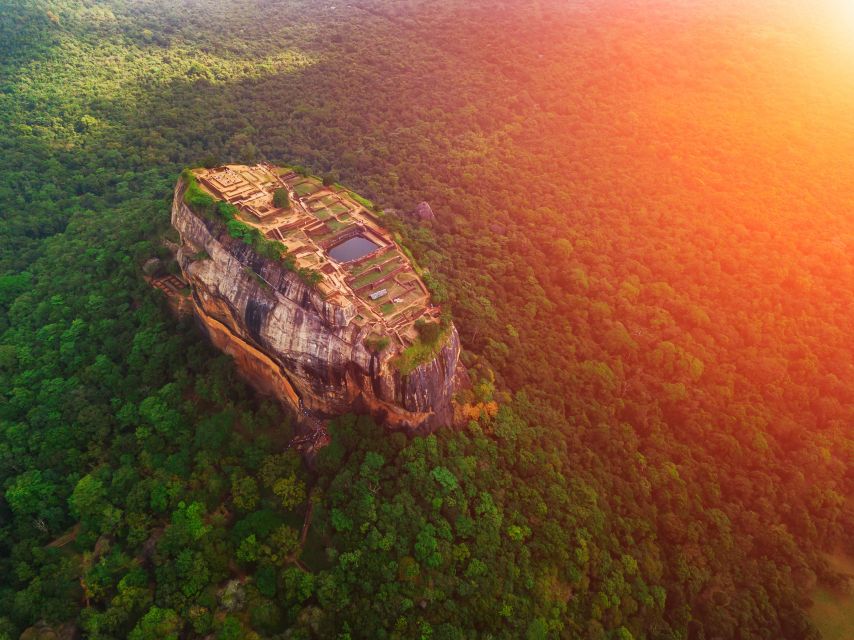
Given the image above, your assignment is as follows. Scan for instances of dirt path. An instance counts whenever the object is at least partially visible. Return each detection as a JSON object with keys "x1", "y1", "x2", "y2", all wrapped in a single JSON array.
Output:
[
  {"x1": 300, "y1": 499, "x2": 314, "y2": 546},
  {"x1": 46, "y1": 523, "x2": 80, "y2": 548}
]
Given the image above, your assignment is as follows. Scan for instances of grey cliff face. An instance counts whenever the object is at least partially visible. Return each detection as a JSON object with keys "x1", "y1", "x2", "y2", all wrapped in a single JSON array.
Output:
[
  {"x1": 172, "y1": 181, "x2": 459, "y2": 432},
  {"x1": 404, "y1": 201, "x2": 436, "y2": 222}
]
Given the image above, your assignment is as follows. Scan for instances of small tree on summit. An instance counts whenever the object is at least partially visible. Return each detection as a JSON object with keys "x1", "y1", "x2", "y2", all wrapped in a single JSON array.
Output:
[{"x1": 273, "y1": 188, "x2": 290, "y2": 209}]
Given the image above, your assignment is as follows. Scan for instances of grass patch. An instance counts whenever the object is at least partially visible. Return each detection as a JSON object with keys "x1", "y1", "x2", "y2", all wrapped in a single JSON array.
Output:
[
  {"x1": 351, "y1": 258, "x2": 401, "y2": 290},
  {"x1": 294, "y1": 180, "x2": 320, "y2": 197},
  {"x1": 348, "y1": 190, "x2": 375, "y2": 210},
  {"x1": 326, "y1": 218, "x2": 351, "y2": 233},
  {"x1": 182, "y1": 168, "x2": 217, "y2": 214},
  {"x1": 364, "y1": 334, "x2": 391, "y2": 352},
  {"x1": 328, "y1": 203, "x2": 350, "y2": 215},
  {"x1": 393, "y1": 317, "x2": 452, "y2": 374},
  {"x1": 313, "y1": 230, "x2": 340, "y2": 243},
  {"x1": 350, "y1": 251, "x2": 393, "y2": 277},
  {"x1": 394, "y1": 333, "x2": 446, "y2": 374},
  {"x1": 273, "y1": 187, "x2": 290, "y2": 209},
  {"x1": 384, "y1": 282, "x2": 410, "y2": 301}
]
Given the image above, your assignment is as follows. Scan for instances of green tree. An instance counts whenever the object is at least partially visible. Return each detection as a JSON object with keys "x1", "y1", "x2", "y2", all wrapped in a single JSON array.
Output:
[
  {"x1": 129, "y1": 606, "x2": 181, "y2": 640},
  {"x1": 237, "y1": 534, "x2": 261, "y2": 564},
  {"x1": 272, "y1": 188, "x2": 290, "y2": 209},
  {"x1": 231, "y1": 473, "x2": 259, "y2": 512},
  {"x1": 5, "y1": 469, "x2": 59, "y2": 523},
  {"x1": 272, "y1": 475, "x2": 306, "y2": 510},
  {"x1": 69, "y1": 474, "x2": 107, "y2": 525},
  {"x1": 264, "y1": 525, "x2": 300, "y2": 563}
]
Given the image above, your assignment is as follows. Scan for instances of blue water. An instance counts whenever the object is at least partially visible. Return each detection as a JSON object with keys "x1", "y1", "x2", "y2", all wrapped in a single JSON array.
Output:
[{"x1": 328, "y1": 236, "x2": 379, "y2": 263}]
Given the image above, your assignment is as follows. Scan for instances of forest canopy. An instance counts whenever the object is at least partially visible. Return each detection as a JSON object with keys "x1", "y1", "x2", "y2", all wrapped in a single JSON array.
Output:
[{"x1": 0, "y1": 1, "x2": 851, "y2": 639}]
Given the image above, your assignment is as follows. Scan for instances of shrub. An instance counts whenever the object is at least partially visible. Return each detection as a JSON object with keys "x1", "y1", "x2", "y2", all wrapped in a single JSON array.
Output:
[
  {"x1": 348, "y1": 191, "x2": 374, "y2": 210},
  {"x1": 364, "y1": 335, "x2": 391, "y2": 353},
  {"x1": 201, "y1": 154, "x2": 219, "y2": 169},
  {"x1": 395, "y1": 341, "x2": 438, "y2": 375},
  {"x1": 217, "y1": 201, "x2": 238, "y2": 221},
  {"x1": 297, "y1": 267, "x2": 323, "y2": 286},
  {"x1": 273, "y1": 188, "x2": 289, "y2": 209},
  {"x1": 182, "y1": 170, "x2": 216, "y2": 217},
  {"x1": 415, "y1": 318, "x2": 441, "y2": 344},
  {"x1": 394, "y1": 316, "x2": 453, "y2": 375}
]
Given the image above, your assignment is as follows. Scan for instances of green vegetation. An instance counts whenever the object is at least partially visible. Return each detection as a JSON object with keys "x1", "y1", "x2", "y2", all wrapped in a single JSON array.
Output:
[
  {"x1": 297, "y1": 267, "x2": 323, "y2": 287},
  {"x1": 182, "y1": 171, "x2": 321, "y2": 286},
  {"x1": 347, "y1": 191, "x2": 376, "y2": 210},
  {"x1": 364, "y1": 334, "x2": 391, "y2": 353},
  {"x1": 0, "y1": 1, "x2": 851, "y2": 639},
  {"x1": 415, "y1": 317, "x2": 441, "y2": 343},
  {"x1": 293, "y1": 181, "x2": 319, "y2": 197},
  {"x1": 321, "y1": 173, "x2": 337, "y2": 187},
  {"x1": 350, "y1": 257, "x2": 402, "y2": 290},
  {"x1": 307, "y1": 411, "x2": 665, "y2": 637},
  {"x1": 272, "y1": 187, "x2": 289, "y2": 209},
  {"x1": 226, "y1": 221, "x2": 282, "y2": 261},
  {"x1": 810, "y1": 587, "x2": 854, "y2": 640},
  {"x1": 162, "y1": 228, "x2": 181, "y2": 244},
  {"x1": 181, "y1": 169, "x2": 218, "y2": 214},
  {"x1": 809, "y1": 552, "x2": 854, "y2": 640},
  {"x1": 183, "y1": 170, "x2": 285, "y2": 261},
  {"x1": 349, "y1": 251, "x2": 393, "y2": 277},
  {"x1": 395, "y1": 322, "x2": 450, "y2": 375},
  {"x1": 324, "y1": 217, "x2": 350, "y2": 233}
]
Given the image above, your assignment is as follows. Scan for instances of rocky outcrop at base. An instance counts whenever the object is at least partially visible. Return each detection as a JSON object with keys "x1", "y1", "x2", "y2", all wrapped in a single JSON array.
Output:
[{"x1": 409, "y1": 201, "x2": 436, "y2": 222}]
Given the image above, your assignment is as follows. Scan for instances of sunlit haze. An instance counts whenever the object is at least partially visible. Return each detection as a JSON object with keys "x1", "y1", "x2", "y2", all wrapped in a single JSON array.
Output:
[{"x1": 0, "y1": 1, "x2": 851, "y2": 639}]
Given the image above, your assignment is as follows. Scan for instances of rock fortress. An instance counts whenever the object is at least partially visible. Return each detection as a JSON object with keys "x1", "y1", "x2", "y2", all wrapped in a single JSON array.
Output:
[{"x1": 171, "y1": 164, "x2": 463, "y2": 439}]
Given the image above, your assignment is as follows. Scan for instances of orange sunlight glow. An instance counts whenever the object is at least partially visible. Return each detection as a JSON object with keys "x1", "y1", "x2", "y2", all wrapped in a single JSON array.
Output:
[{"x1": 825, "y1": 0, "x2": 854, "y2": 48}]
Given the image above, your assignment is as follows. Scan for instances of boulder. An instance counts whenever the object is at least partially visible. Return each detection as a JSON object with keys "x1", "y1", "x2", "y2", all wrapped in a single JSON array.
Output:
[
  {"x1": 410, "y1": 201, "x2": 436, "y2": 221},
  {"x1": 142, "y1": 257, "x2": 162, "y2": 276}
]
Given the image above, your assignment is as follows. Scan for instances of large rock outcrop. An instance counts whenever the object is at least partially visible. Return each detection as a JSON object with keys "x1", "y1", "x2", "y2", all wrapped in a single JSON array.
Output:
[
  {"x1": 172, "y1": 178, "x2": 460, "y2": 432},
  {"x1": 408, "y1": 201, "x2": 436, "y2": 222}
]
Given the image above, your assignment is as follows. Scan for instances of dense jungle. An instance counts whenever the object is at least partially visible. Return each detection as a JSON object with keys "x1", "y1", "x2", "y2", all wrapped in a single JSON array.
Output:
[{"x1": 0, "y1": 1, "x2": 852, "y2": 639}]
